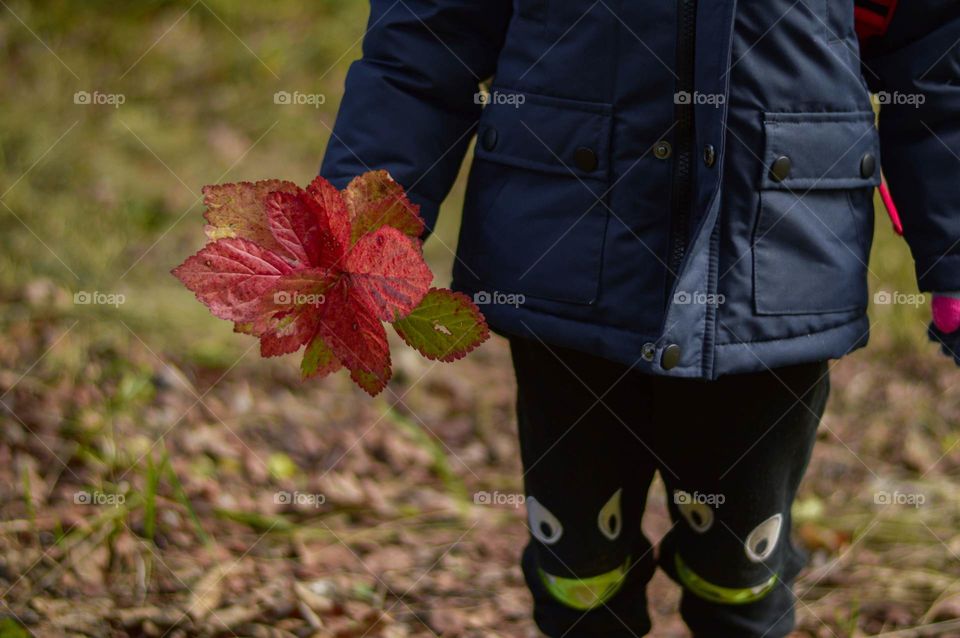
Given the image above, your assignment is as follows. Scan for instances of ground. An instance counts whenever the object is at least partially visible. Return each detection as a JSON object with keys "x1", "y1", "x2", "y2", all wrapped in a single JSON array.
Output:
[{"x1": 1, "y1": 2, "x2": 959, "y2": 637}]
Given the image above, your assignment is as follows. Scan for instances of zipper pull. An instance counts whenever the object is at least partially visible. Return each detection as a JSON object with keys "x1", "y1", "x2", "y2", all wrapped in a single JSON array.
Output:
[{"x1": 878, "y1": 176, "x2": 903, "y2": 236}]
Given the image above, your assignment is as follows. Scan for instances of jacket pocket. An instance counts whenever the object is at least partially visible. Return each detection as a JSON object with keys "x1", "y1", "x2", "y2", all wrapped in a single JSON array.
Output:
[
  {"x1": 752, "y1": 111, "x2": 880, "y2": 315},
  {"x1": 455, "y1": 88, "x2": 612, "y2": 304}
]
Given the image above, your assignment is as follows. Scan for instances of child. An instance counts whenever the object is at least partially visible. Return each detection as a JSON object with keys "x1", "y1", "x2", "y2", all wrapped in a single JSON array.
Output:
[{"x1": 320, "y1": 1, "x2": 960, "y2": 635}]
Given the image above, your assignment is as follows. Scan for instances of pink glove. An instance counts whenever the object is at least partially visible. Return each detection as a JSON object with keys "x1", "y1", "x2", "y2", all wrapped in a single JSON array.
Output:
[{"x1": 932, "y1": 293, "x2": 960, "y2": 334}]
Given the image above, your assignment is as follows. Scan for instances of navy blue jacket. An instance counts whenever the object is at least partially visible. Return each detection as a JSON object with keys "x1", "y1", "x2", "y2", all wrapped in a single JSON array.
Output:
[{"x1": 321, "y1": 0, "x2": 960, "y2": 378}]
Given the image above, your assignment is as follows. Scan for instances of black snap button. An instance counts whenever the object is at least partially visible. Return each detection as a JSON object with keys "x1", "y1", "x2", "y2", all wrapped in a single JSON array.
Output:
[
  {"x1": 654, "y1": 141, "x2": 672, "y2": 160},
  {"x1": 481, "y1": 126, "x2": 498, "y2": 151},
  {"x1": 661, "y1": 344, "x2": 682, "y2": 371},
  {"x1": 860, "y1": 152, "x2": 876, "y2": 179},
  {"x1": 574, "y1": 146, "x2": 598, "y2": 172},
  {"x1": 703, "y1": 144, "x2": 716, "y2": 168},
  {"x1": 770, "y1": 155, "x2": 792, "y2": 182}
]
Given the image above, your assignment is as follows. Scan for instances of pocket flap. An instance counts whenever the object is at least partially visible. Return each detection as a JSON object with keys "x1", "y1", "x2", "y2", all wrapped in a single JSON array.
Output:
[
  {"x1": 476, "y1": 89, "x2": 613, "y2": 179},
  {"x1": 760, "y1": 112, "x2": 881, "y2": 190}
]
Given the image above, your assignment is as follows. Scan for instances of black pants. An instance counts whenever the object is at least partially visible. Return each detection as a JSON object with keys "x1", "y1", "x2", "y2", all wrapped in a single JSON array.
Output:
[{"x1": 510, "y1": 336, "x2": 830, "y2": 638}]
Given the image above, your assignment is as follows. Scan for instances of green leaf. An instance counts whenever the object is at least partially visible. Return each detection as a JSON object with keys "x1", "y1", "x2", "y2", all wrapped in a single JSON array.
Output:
[
  {"x1": 301, "y1": 332, "x2": 341, "y2": 380},
  {"x1": 0, "y1": 617, "x2": 31, "y2": 638},
  {"x1": 233, "y1": 322, "x2": 256, "y2": 335},
  {"x1": 392, "y1": 288, "x2": 489, "y2": 362},
  {"x1": 267, "y1": 452, "x2": 299, "y2": 481}
]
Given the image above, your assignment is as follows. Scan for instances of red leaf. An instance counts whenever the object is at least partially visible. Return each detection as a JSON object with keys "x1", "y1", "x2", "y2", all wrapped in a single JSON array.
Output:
[
  {"x1": 266, "y1": 191, "x2": 321, "y2": 266},
  {"x1": 176, "y1": 170, "x2": 487, "y2": 396},
  {"x1": 203, "y1": 180, "x2": 299, "y2": 253},
  {"x1": 260, "y1": 328, "x2": 307, "y2": 357},
  {"x1": 345, "y1": 227, "x2": 432, "y2": 322},
  {"x1": 316, "y1": 281, "x2": 392, "y2": 396},
  {"x1": 305, "y1": 176, "x2": 351, "y2": 267},
  {"x1": 172, "y1": 238, "x2": 293, "y2": 323},
  {"x1": 251, "y1": 268, "x2": 337, "y2": 353},
  {"x1": 343, "y1": 170, "x2": 425, "y2": 244}
]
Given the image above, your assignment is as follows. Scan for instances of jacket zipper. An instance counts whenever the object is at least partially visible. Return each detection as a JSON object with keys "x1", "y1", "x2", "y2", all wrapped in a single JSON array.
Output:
[{"x1": 667, "y1": 0, "x2": 698, "y2": 300}]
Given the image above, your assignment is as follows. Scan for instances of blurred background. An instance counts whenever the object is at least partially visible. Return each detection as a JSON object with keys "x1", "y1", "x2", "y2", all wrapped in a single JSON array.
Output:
[{"x1": 1, "y1": 2, "x2": 959, "y2": 636}]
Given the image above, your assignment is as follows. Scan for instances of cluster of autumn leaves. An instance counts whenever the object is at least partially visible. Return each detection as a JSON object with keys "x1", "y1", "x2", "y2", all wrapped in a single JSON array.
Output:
[{"x1": 172, "y1": 171, "x2": 488, "y2": 395}]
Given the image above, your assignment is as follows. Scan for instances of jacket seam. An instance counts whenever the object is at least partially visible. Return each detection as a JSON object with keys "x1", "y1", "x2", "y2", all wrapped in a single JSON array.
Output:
[
  {"x1": 714, "y1": 314, "x2": 864, "y2": 348},
  {"x1": 763, "y1": 111, "x2": 875, "y2": 123},
  {"x1": 486, "y1": 85, "x2": 613, "y2": 114}
]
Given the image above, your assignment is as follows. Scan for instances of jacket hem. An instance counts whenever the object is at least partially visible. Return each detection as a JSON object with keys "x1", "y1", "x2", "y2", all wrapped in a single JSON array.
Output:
[
  {"x1": 712, "y1": 315, "x2": 870, "y2": 377},
  {"x1": 454, "y1": 278, "x2": 870, "y2": 378}
]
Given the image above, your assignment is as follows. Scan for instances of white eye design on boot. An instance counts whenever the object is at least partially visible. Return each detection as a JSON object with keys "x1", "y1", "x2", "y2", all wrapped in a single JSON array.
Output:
[
  {"x1": 675, "y1": 490, "x2": 714, "y2": 533},
  {"x1": 527, "y1": 497, "x2": 563, "y2": 545},
  {"x1": 744, "y1": 513, "x2": 783, "y2": 563},
  {"x1": 597, "y1": 488, "x2": 623, "y2": 540}
]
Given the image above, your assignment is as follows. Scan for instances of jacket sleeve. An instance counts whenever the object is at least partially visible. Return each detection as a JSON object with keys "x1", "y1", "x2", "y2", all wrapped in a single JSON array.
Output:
[
  {"x1": 319, "y1": 0, "x2": 513, "y2": 232},
  {"x1": 859, "y1": 0, "x2": 960, "y2": 292}
]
